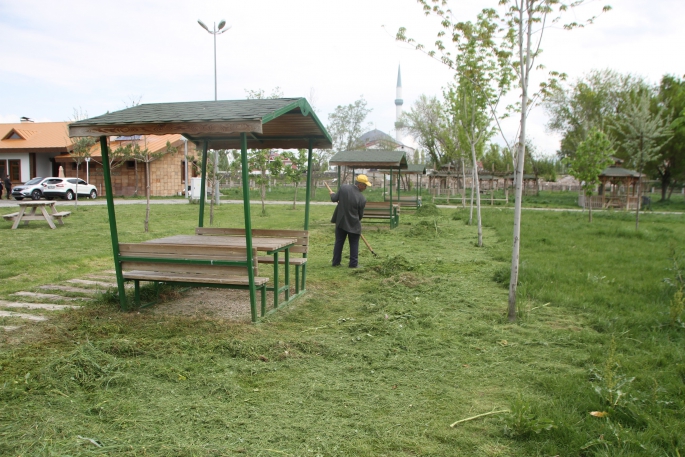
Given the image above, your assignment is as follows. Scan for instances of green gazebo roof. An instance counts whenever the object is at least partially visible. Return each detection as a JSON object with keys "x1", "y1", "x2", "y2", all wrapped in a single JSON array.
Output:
[
  {"x1": 68, "y1": 98, "x2": 332, "y2": 150},
  {"x1": 329, "y1": 150, "x2": 408, "y2": 169}
]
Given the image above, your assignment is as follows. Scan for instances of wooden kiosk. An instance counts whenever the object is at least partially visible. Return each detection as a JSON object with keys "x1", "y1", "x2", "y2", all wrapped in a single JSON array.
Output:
[
  {"x1": 328, "y1": 150, "x2": 408, "y2": 228},
  {"x1": 68, "y1": 98, "x2": 332, "y2": 322}
]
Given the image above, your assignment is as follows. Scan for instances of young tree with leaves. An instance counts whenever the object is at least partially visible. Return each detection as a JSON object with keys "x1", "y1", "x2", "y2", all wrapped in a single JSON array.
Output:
[
  {"x1": 327, "y1": 98, "x2": 372, "y2": 153},
  {"x1": 564, "y1": 128, "x2": 614, "y2": 222},
  {"x1": 128, "y1": 138, "x2": 178, "y2": 232},
  {"x1": 399, "y1": 0, "x2": 610, "y2": 321},
  {"x1": 612, "y1": 91, "x2": 672, "y2": 230},
  {"x1": 68, "y1": 109, "x2": 97, "y2": 208},
  {"x1": 282, "y1": 149, "x2": 307, "y2": 209}
]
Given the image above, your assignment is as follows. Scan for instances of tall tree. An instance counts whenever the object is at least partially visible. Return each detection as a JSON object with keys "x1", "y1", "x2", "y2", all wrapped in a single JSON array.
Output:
[
  {"x1": 401, "y1": 95, "x2": 454, "y2": 167},
  {"x1": 399, "y1": 0, "x2": 610, "y2": 321},
  {"x1": 545, "y1": 70, "x2": 642, "y2": 158},
  {"x1": 564, "y1": 128, "x2": 614, "y2": 222},
  {"x1": 612, "y1": 91, "x2": 672, "y2": 230},
  {"x1": 650, "y1": 75, "x2": 685, "y2": 200},
  {"x1": 327, "y1": 98, "x2": 372, "y2": 153}
]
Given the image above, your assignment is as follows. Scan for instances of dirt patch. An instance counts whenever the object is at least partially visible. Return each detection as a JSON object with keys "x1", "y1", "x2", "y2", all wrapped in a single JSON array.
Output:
[{"x1": 146, "y1": 288, "x2": 255, "y2": 322}]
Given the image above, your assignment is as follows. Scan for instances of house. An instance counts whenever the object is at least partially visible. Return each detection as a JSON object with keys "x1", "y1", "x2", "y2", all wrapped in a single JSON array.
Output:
[
  {"x1": 0, "y1": 119, "x2": 198, "y2": 196},
  {"x1": 54, "y1": 134, "x2": 199, "y2": 197},
  {"x1": 0, "y1": 119, "x2": 72, "y2": 184}
]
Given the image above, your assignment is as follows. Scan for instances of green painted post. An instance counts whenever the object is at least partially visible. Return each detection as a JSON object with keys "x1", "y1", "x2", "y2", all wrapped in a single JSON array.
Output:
[
  {"x1": 302, "y1": 139, "x2": 313, "y2": 291},
  {"x1": 198, "y1": 141, "x2": 208, "y2": 228},
  {"x1": 239, "y1": 133, "x2": 257, "y2": 321},
  {"x1": 100, "y1": 136, "x2": 127, "y2": 310},
  {"x1": 337, "y1": 166, "x2": 341, "y2": 191},
  {"x1": 304, "y1": 138, "x2": 313, "y2": 231}
]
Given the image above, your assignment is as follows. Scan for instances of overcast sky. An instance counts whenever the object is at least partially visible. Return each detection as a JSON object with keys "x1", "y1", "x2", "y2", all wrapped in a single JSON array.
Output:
[{"x1": 1, "y1": 0, "x2": 684, "y2": 157}]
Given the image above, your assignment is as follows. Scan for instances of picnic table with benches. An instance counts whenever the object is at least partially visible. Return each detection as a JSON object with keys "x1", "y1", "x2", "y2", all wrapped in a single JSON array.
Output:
[
  {"x1": 196, "y1": 227, "x2": 309, "y2": 297},
  {"x1": 2, "y1": 201, "x2": 71, "y2": 229},
  {"x1": 384, "y1": 193, "x2": 422, "y2": 209}
]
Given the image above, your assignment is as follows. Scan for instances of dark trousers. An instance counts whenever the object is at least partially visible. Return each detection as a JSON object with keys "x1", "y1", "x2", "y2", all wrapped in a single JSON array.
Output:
[{"x1": 332, "y1": 226, "x2": 360, "y2": 267}]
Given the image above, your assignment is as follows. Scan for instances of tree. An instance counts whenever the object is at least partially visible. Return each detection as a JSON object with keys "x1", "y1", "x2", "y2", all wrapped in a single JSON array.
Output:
[
  {"x1": 612, "y1": 91, "x2": 672, "y2": 230},
  {"x1": 327, "y1": 98, "x2": 372, "y2": 153},
  {"x1": 649, "y1": 75, "x2": 685, "y2": 200},
  {"x1": 249, "y1": 150, "x2": 282, "y2": 216},
  {"x1": 68, "y1": 109, "x2": 97, "y2": 208},
  {"x1": 545, "y1": 70, "x2": 642, "y2": 158},
  {"x1": 129, "y1": 138, "x2": 178, "y2": 232},
  {"x1": 401, "y1": 95, "x2": 454, "y2": 167},
  {"x1": 282, "y1": 149, "x2": 308, "y2": 210},
  {"x1": 564, "y1": 128, "x2": 614, "y2": 222},
  {"x1": 399, "y1": 0, "x2": 610, "y2": 321}
]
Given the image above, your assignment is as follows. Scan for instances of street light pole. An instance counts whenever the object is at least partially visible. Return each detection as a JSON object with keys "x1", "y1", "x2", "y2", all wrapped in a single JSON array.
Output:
[{"x1": 198, "y1": 19, "x2": 230, "y2": 205}]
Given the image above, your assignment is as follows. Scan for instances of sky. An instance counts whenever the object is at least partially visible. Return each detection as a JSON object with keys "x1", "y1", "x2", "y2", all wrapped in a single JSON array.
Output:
[{"x1": 1, "y1": 0, "x2": 684, "y2": 157}]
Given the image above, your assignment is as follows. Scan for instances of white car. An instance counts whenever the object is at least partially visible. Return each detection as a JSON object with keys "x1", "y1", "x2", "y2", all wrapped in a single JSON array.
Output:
[
  {"x1": 11, "y1": 177, "x2": 51, "y2": 200},
  {"x1": 41, "y1": 177, "x2": 98, "y2": 200}
]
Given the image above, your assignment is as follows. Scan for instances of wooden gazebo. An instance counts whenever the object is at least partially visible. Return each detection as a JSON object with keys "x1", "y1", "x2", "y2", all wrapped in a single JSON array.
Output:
[
  {"x1": 598, "y1": 166, "x2": 644, "y2": 209},
  {"x1": 329, "y1": 150, "x2": 408, "y2": 228},
  {"x1": 69, "y1": 98, "x2": 332, "y2": 321}
]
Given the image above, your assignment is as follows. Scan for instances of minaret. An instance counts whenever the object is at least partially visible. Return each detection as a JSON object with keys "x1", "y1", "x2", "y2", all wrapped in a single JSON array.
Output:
[{"x1": 394, "y1": 64, "x2": 404, "y2": 144}]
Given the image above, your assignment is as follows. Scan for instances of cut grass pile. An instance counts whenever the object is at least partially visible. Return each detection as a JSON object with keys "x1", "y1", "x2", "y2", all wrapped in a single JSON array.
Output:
[{"x1": 1, "y1": 202, "x2": 684, "y2": 456}]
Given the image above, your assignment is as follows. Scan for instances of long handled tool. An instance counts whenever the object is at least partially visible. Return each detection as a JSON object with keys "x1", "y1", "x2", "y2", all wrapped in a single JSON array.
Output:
[{"x1": 325, "y1": 182, "x2": 378, "y2": 257}]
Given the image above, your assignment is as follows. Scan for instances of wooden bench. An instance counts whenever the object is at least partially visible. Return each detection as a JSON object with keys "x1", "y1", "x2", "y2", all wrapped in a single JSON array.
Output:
[
  {"x1": 384, "y1": 194, "x2": 422, "y2": 210},
  {"x1": 364, "y1": 201, "x2": 399, "y2": 229},
  {"x1": 2, "y1": 212, "x2": 19, "y2": 221},
  {"x1": 195, "y1": 227, "x2": 309, "y2": 295},
  {"x1": 118, "y1": 242, "x2": 269, "y2": 317}
]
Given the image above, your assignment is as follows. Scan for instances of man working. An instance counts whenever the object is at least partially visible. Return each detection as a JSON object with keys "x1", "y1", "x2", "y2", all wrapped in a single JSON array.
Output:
[{"x1": 329, "y1": 174, "x2": 371, "y2": 268}]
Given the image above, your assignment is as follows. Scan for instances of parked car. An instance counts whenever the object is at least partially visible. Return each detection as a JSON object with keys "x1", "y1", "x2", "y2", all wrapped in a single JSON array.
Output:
[
  {"x1": 41, "y1": 178, "x2": 98, "y2": 200},
  {"x1": 11, "y1": 177, "x2": 50, "y2": 200}
]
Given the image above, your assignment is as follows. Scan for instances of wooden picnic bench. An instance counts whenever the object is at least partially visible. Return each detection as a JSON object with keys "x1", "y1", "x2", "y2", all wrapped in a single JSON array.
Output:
[
  {"x1": 196, "y1": 228, "x2": 309, "y2": 296},
  {"x1": 384, "y1": 194, "x2": 422, "y2": 209},
  {"x1": 363, "y1": 201, "x2": 400, "y2": 229},
  {"x1": 119, "y1": 242, "x2": 270, "y2": 317},
  {"x1": 3, "y1": 201, "x2": 71, "y2": 229}
]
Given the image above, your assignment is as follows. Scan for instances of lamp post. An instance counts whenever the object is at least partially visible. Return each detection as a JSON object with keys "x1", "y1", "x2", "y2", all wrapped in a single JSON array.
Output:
[
  {"x1": 85, "y1": 157, "x2": 91, "y2": 183},
  {"x1": 198, "y1": 19, "x2": 230, "y2": 205},
  {"x1": 197, "y1": 19, "x2": 230, "y2": 102}
]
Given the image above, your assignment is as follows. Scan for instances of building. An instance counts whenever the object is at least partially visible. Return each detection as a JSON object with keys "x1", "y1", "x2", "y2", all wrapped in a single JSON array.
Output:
[
  {"x1": 0, "y1": 119, "x2": 197, "y2": 196},
  {"x1": 54, "y1": 134, "x2": 198, "y2": 197},
  {"x1": 0, "y1": 119, "x2": 72, "y2": 184}
]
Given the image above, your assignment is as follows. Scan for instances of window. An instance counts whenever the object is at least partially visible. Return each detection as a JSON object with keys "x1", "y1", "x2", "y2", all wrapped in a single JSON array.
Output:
[
  {"x1": 127, "y1": 160, "x2": 135, "y2": 169},
  {"x1": 9, "y1": 160, "x2": 20, "y2": 181}
]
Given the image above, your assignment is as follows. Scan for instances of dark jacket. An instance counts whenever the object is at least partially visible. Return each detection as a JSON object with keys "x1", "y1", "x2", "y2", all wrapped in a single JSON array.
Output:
[{"x1": 330, "y1": 184, "x2": 366, "y2": 234}]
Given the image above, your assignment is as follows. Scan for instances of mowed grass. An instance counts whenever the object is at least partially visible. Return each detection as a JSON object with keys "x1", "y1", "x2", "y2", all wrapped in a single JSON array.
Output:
[{"x1": 0, "y1": 202, "x2": 684, "y2": 456}]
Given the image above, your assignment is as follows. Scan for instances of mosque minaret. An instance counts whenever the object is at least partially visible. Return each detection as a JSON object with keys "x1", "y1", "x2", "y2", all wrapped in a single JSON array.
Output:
[{"x1": 394, "y1": 64, "x2": 403, "y2": 143}]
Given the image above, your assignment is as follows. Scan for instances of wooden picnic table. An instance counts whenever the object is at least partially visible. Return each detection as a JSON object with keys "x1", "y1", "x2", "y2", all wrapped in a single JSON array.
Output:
[
  {"x1": 143, "y1": 234, "x2": 297, "y2": 308},
  {"x1": 3, "y1": 201, "x2": 71, "y2": 229}
]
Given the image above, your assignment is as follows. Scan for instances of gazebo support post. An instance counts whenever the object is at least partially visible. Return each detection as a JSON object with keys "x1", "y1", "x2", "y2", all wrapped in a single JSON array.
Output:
[
  {"x1": 239, "y1": 133, "x2": 257, "y2": 322},
  {"x1": 301, "y1": 138, "x2": 313, "y2": 291},
  {"x1": 100, "y1": 135, "x2": 127, "y2": 310},
  {"x1": 337, "y1": 166, "x2": 341, "y2": 191},
  {"x1": 198, "y1": 141, "x2": 209, "y2": 227}
]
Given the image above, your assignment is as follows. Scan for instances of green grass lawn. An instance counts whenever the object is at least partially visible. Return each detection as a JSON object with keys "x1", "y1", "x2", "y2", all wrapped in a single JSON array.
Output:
[{"x1": 1, "y1": 202, "x2": 684, "y2": 456}]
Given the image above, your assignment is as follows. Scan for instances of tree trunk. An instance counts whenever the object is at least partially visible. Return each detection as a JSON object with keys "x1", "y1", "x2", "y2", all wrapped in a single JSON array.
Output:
[
  {"x1": 471, "y1": 143, "x2": 483, "y2": 247},
  {"x1": 508, "y1": 2, "x2": 532, "y2": 323},
  {"x1": 461, "y1": 158, "x2": 466, "y2": 208},
  {"x1": 144, "y1": 160, "x2": 150, "y2": 233},
  {"x1": 292, "y1": 182, "x2": 298, "y2": 209},
  {"x1": 660, "y1": 170, "x2": 670, "y2": 201},
  {"x1": 469, "y1": 167, "x2": 475, "y2": 225},
  {"x1": 134, "y1": 160, "x2": 139, "y2": 197},
  {"x1": 588, "y1": 192, "x2": 593, "y2": 223},
  {"x1": 635, "y1": 172, "x2": 642, "y2": 231}
]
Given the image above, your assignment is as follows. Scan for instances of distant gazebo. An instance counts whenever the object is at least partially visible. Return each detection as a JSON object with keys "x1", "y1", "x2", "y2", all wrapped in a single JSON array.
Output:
[{"x1": 579, "y1": 158, "x2": 644, "y2": 210}]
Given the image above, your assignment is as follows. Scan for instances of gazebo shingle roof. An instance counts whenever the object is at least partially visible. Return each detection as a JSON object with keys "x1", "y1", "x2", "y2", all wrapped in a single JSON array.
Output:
[
  {"x1": 329, "y1": 150, "x2": 408, "y2": 169},
  {"x1": 69, "y1": 98, "x2": 331, "y2": 150}
]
